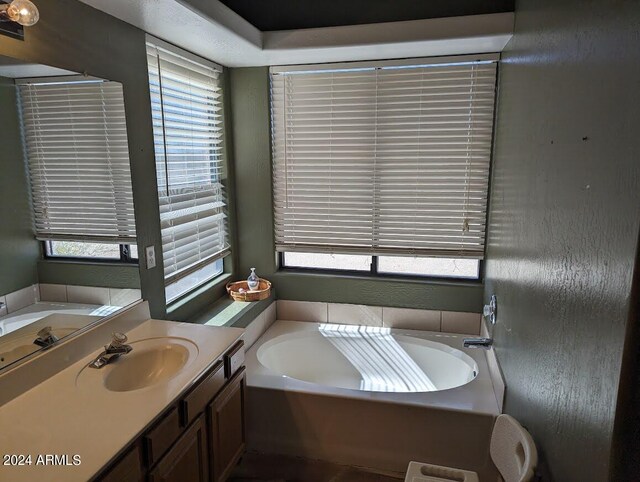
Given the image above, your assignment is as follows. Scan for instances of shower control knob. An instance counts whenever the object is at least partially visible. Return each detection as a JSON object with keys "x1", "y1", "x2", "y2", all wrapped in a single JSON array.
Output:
[{"x1": 483, "y1": 295, "x2": 497, "y2": 325}]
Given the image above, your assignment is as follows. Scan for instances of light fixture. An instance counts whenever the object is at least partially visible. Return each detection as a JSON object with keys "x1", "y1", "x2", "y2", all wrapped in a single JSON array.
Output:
[
  {"x1": 0, "y1": 0, "x2": 39, "y2": 26},
  {"x1": 0, "y1": 0, "x2": 38, "y2": 40}
]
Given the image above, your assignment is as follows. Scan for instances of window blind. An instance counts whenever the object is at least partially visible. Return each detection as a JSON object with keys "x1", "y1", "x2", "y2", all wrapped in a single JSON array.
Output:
[
  {"x1": 18, "y1": 78, "x2": 136, "y2": 243},
  {"x1": 146, "y1": 39, "x2": 229, "y2": 284},
  {"x1": 271, "y1": 54, "x2": 498, "y2": 259}
]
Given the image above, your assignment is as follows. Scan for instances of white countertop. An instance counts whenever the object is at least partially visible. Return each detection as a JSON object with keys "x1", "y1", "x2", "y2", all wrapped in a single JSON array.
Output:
[{"x1": 0, "y1": 319, "x2": 243, "y2": 482}]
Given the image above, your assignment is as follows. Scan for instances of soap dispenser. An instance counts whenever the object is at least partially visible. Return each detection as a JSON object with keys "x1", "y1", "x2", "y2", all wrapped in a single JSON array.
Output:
[{"x1": 247, "y1": 268, "x2": 260, "y2": 291}]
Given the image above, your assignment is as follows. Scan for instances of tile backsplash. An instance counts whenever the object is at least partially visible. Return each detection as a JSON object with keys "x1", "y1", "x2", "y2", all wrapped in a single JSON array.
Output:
[
  {"x1": 66, "y1": 285, "x2": 111, "y2": 305},
  {"x1": 328, "y1": 303, "x2": 383, "y2": 327},
  {"x1": 276, "y1": 300, "x2": 328, "y2": 323},
  {"x1": 38, "y1": 283, "x2": 68, "y2": 302},
  {"x1": 4, "y1": 285, "x2": 39, "y2": 313},
  {"x1": 276, "y1": 299, "x2": 482, "y2": 335}
]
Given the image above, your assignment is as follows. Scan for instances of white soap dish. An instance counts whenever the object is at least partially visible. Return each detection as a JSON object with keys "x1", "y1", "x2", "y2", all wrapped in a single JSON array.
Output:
[{"x1": 404, "y1": 461, "x2": 479, "y2": 482}]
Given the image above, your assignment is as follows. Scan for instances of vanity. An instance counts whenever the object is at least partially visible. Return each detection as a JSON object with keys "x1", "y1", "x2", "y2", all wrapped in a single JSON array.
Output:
[{"x1": 0, "y1": 302, "x2": 246, "y2": 482}]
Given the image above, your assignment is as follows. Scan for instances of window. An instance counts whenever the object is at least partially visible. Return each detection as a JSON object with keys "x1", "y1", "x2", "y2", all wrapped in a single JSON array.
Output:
[
  {"x1": 270, "y1": 54, "x2": 497, "y2": 279},
  {"x1": 18, "y1": 77, "x2": 137, "y2": 260},
  {"x1": 281, "y1": 253, "x2": 479, "y2": 279},
  {"x1": 146, "y1": 37, "x2": 229, "y2": 302},
  {"x1": 45, "y1": 241, "x2": 138, "y2": 262}
]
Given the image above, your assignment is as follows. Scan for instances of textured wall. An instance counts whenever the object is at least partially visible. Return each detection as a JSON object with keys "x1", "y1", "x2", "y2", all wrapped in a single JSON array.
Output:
[
  {"x1": 229, "y1": 67, "x2": 484, "y2": 312},
  {"x1": 0, "y1": 77, "x2": 40, "y2": 295},
  {"x1": 485, "y1": 1, "x2": 640, "y2": 480}
]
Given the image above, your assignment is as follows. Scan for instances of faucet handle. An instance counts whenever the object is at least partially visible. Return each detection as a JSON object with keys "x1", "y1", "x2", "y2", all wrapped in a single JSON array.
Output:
[
  {"x1": 111, "y1": 332, "x2": 128, "y2": 346},
  {"x1": 36, "y1": 326, "x2": 53, "y2": 339}
]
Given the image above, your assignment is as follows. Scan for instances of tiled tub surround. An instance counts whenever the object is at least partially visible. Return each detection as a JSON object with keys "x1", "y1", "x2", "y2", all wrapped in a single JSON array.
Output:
[
  {"x1": 0, "y1": 305, "x2": 244, "y2": 481},
  {"x1": 0, "y1": 284, "x2": 40, "y2": 317},
  {"x1": 276, "y1": 300, "x2": 482, "y2": 335},
  {"x1": 245, "y1": 320, "x2": 501, "y2": 480},
  {"x1": 0, "y1": 283, "x2": 141, "y2": 318},
  {"x1": 0, "y1": 302, "x2": 120, "y2": 338}
]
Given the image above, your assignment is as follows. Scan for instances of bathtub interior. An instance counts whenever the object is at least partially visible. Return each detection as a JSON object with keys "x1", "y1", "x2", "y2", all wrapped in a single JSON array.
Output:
[{"x1": 257, "y1": 324, "x2": 478, "y2": 393}]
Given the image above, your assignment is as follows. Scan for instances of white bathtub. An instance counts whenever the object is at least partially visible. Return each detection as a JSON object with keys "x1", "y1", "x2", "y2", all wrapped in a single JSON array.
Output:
[
  {"x1": 257, "y1": 323, "x2": 478, "y2": 393},
  {"x1": 247, "y1": 320, "x2": 498, "y2": 413},
  {"x1": 0, "y1": 302, "x2": 120, "y2": 370},
  {"x1": 244, "y1": 320, "x2": 501, "y2": 480}
]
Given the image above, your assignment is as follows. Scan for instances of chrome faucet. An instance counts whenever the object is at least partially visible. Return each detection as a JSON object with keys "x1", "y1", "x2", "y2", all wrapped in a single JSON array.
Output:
[
  {"x1": 33, "y1": 326, "x2": 59, "y2": 349},
  {"x1": 88, "y1": 332, "x2": 132, "y2": 369},
  {"x1": 463, "y1": 337, "x2": 493, "y2": 349}
]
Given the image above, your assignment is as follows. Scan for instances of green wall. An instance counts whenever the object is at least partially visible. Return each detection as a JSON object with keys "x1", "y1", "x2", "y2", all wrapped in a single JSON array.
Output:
[
  {"x1": 229, "y1": 67, "x2": 484, "y2": 312},
  {"x1": 0, "y1": 0, "x2": 160, "y2": 309},
  {"x1": 485, "y1": 0, "x2": 640, "y2": 480},
  {"x1": 0, "y1": 77, "x2": 39, "y2": 295},
  {"x1": 37, "y1": 261, "x2": 140, "y2": 289}
]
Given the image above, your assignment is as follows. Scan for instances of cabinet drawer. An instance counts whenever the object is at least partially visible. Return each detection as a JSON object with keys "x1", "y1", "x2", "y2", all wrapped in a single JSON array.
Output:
[
  {"x1": 224, "y1": 340, "x2": 244, "y2": 379},
  {"x1": 181, "y1": 360, "x2": 225, "y2": 426},
  {"x1": 144, "y1": 407, "x2": 181, "y2": 467}
]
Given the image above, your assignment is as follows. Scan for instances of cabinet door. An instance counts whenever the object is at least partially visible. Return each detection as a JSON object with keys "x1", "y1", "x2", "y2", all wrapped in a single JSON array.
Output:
[
  {"x1": 98, "y1": 445, "x2": 143, "y2": 482},
  {"x1": 209, "y1": 368, "x2": 246, "y2": 482},
  {"x1": 149, "y1": 415, "x2": 209, "y2": 482}
]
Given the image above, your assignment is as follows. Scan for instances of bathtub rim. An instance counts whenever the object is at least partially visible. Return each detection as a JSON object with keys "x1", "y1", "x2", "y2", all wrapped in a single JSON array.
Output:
[{"x1": 245, "y1": 319, "x2": 500, "y2": 416}]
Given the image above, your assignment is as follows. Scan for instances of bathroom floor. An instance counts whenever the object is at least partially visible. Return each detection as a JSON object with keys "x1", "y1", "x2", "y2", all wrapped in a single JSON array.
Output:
[{"x1": 229, "y1": 452, "x2": 404, "y2": 482}]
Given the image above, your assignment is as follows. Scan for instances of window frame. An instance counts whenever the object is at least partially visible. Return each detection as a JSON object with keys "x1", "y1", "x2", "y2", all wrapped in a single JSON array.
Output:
[
  {"x1": 145, "y1": 35, "x2": 231, "y2": 304},
  {"x1": 43, "y1": 241, "x2": 139, "y2": 264},
  {"x1": 18, "y1": 76, "x2": 137, "y2": 249},
  {"x1": 270, "y1": 55, "x2": 500, "y2": 283},
  {"x1": 278, "y1": 252, "x2": 483, "y2": 282}
]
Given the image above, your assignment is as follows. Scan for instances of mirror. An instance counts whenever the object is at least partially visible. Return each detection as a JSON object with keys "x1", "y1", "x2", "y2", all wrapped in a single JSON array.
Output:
[{"x1": 0, "y1": 54, "x2": 141, "y2": 371}]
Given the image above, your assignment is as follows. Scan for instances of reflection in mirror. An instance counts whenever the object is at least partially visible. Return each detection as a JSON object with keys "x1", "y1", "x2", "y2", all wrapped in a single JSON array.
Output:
[{"x1": 0, "y1": 54, "x2": 141, "y2": 371}]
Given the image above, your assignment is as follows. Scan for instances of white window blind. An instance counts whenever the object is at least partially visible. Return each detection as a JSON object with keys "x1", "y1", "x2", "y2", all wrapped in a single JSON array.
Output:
[
  {"x1": 146, "y1": 39, "x2": 229, "y2": 285},
  {"x1": 18, "y1": 78, "x2": 136, "y2": 244},
  {"x1": 271, "y1": 54, "x2": 498, "y2": 259}
]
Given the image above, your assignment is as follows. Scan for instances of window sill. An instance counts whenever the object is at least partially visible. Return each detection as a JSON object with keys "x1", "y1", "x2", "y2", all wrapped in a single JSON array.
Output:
[
  {"x1": 166, "y1": 272, "x2": 232, "y2": 318},
  {"x1": 187, "y1": 294, "x2": 275, "y2": 328}
]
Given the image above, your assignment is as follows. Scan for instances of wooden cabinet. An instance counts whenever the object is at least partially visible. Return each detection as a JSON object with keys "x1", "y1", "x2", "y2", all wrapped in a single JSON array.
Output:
[
  {"x1": 149, "y1": 416, "x2": 209, "y2": 482},
  {"x1": 100, "y1": 445, "x2": 143, "y2": 482},
  {"x1": 96, "y1": 339, "x2": 246, "y2": 482},
  {"x1": 209, "y1": 368, "x2": 246, "y2": 482},
  {"x1": 144, "y1": 407, "x2": 182, "y2": 466},
  {"x1": 182, "y1": 361, "x2": 225, "y2": 426}
]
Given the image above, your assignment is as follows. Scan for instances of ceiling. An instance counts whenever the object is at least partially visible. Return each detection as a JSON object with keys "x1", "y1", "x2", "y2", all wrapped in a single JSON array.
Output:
[
  {"x1": 79, "y1": 0, "x2": 514, "y2": 67},
  {"x1": 218, "y1": 0, "x2": 515, "y2": 31},
  {"x1": 0, "y1": 55, "x2": 78, "y2": 79}
]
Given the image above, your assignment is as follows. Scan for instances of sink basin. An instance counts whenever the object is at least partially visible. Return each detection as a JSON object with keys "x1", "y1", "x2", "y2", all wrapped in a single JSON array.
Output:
[
  {"x1": 76, "y1": 337, "x2": 198, "y2": 392},
  {"x1": 105, "y1": 343, "x2": 190, "y2": 392},
  {"x1": 0, "y1": 327, "x2": 78, "y2": 369}
]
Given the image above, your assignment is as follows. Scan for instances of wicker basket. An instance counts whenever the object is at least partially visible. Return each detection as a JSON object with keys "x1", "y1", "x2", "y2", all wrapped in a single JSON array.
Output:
[{"x1": 226, "y1": 278, "x2": 272, "y2": 302}]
